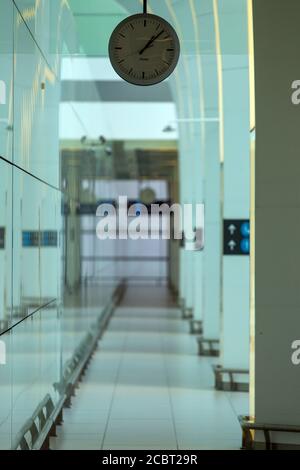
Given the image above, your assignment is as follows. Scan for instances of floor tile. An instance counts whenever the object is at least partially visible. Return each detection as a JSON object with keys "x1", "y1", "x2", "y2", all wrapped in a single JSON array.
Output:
[
  {"x1": 110, "y1": 385, "x2": 172, "y2": 420},
  {"x1": 50, "y1": 434, "x2": 102, "y2": 450},
  {"x1": 56, "y1": 422, "x2": 107, "y2": 435},
  {"x1": 178, "y1": 438, "x2": 241, "y2": 450},
  {"x1": 225, "y1": 392, "x2": 249, "y2": 417},
  {"x1": 54, "y1": 287, "x2": 244, "y2": 451}
]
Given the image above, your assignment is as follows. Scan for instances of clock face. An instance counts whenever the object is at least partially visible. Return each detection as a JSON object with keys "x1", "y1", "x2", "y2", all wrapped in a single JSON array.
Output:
[{"x1": 109, "y1": 14, "x2": 180, "y2": 86}]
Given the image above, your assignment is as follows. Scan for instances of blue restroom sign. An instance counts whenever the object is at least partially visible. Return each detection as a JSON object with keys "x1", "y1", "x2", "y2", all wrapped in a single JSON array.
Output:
[
  {"x1": 22, "y1": 231, "x2": 58, "y2": 247},
  {"x1": 223, "y1": 219, "x2": 250, "y2": 256}
]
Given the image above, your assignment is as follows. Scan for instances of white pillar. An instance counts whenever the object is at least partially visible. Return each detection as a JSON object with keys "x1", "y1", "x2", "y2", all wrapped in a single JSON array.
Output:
[
  {"x1": 250, "y1": 0, "x2": 300, "y2": 448},
  {"x1": 218, "y1": 0, "x2": 250, "y2": 383},
  {"x1": 202, "y1": 123, "x2": 221, "y2": 340}
]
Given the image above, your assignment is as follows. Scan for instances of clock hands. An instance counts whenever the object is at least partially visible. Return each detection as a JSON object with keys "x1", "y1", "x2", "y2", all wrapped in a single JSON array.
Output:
[{"x1": 139, "y1": 30, "x2": 164, "y2": 55}]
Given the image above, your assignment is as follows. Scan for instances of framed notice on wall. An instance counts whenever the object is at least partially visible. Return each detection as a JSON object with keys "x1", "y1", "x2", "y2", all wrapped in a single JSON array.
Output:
[{"x1": 223, "y1": 220, "x2": 250, "y2": 256}]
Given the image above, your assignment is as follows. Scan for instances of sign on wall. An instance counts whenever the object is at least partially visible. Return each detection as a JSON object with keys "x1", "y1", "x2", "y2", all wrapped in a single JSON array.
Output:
[
  {"x1": 223, "y1": 219, "x2": 250, "y2": 256},
  {"x1": 22, "y1": 231, "x2": 58, "y2": 247},
  {"x1": 0, "y1": 228, "x2": 5, "y2": 249}
]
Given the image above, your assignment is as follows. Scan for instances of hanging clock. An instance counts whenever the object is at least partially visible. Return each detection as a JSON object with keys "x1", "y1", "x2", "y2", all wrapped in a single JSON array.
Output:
[{"x1": 108, "y1": 9, "x2": 180, "y2": 86}]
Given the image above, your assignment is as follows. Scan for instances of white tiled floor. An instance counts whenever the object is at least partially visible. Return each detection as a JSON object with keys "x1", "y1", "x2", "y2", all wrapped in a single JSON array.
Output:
[{"x1": 51, "y1": 287, "x2": 248, "y2": 450}]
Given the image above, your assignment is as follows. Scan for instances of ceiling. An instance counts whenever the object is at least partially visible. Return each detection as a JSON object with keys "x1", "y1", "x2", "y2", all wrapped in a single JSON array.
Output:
[{"x1": 69, "y1": 0, "x2": 128, "y2": 56}]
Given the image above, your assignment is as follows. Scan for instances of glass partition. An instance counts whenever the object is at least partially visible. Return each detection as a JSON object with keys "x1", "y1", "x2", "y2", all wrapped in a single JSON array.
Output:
[{"x1": 0, "y1": 0, "x2": 121, "y2": 449}]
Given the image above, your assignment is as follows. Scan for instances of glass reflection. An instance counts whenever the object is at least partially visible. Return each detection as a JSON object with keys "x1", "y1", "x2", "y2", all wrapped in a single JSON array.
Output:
[
  {"x1": 0, "y1": 0, "x2": 13, "y2": 162},
  {"x1": 0, "y1": 331, "x2": 12, "y2": 450},
  {"x1": 0, "y1": 160, "x2": 12, "y2": 334},
  {"x1": 0, "y1": 0, "x2": 173, "y2": 451}
]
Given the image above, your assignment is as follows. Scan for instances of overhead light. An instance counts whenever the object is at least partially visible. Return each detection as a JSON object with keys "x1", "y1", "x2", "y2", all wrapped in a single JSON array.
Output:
[{"x1": 163, "y1": 125, "x2": 176, "y2": 133}]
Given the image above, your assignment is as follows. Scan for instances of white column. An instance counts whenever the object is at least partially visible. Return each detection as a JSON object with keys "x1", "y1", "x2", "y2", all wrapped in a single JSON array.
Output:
[
  {"x1": 180, "y1": 121, "x2": 194, "y2": 317},
  {"x1": 65, "y1": 158, "x2": 81, "y2": 291},
  {"x1": 191, "y1": 127, "x2": 204, "y2": 329},
  {"x1": 202, "y1": 123, "x2": 221, "y2": 340},
  {"x1": 251, "y1": 0, "x2": 300, "y2": 448},
  {"x1": 219, "y1": 0, "x2": 250, "y2": 379},
  {"x1": 199, "y1": 2, "x2": 222, "y2": 344}
]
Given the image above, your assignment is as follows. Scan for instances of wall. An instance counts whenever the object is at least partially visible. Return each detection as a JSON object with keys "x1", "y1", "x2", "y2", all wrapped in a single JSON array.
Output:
[{"x1": 0, "y1": 0, "x2": 117, "y2": 450}]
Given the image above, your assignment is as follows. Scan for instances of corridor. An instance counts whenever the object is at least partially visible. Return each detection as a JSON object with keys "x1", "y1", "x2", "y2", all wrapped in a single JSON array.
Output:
[
  {"x1": 1, "y1": 0, "x2": 300, "y2": 454},
  {"x1": 51, "y1": 287, "x2": 247, "y2": 450}
]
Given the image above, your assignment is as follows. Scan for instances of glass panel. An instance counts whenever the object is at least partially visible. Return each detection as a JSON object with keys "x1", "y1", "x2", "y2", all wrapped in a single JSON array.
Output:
[
  {"x1": 12, "y1": 166, "x2": 61, "y2": 323},
  {"x1": 13, "y1": 1, "x2": 76, "y2": 71},
  {"x1": 0, "y1": 330, "x2": 12, "y2": 450},
  {"x1": 11, "y1": 305, "x2": 61, "y2": 448},
  {"x1": 0, "y1": 0, "x2": 13, "y2": 162},
  {"x1": 13, "y1": 7, "x2": 60, "y2": 186},
  {"x1": 0, "y1": 1, "x2": 14, "y2": 451},
  {"x1": 0, "y1": 158, "x2": 12, "y2": 334}
]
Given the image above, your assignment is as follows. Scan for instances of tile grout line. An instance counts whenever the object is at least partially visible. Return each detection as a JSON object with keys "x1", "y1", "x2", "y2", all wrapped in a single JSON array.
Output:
[
  {"x1": 162, "y1": 313, "x2": 181, "y2": 451},
  {"x1": 100, "y1": 312, "x2": 129, "y2": 450},
  {"x1": 224, "y1": 391, "x2": 243, "y2": 422}
]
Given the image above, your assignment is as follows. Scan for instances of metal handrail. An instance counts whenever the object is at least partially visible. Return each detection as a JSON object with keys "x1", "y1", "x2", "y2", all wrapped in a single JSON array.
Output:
[
  {"x1": 239, "y1": 415, "x2": 300, "y2": 450},
  {"x1": 13, "y1": 394, "x2": 54, "y2": 450}
]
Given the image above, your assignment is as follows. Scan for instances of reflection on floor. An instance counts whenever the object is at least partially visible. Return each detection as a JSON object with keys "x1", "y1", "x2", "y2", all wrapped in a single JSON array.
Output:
[{"x1": 51, "y1": 286, "x2": 248, "y2": 450}]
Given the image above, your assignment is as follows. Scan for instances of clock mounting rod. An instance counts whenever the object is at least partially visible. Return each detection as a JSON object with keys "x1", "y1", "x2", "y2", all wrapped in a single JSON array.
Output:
[{"x1": 143, "y1": 0, "x2": 147, "y2": 14}]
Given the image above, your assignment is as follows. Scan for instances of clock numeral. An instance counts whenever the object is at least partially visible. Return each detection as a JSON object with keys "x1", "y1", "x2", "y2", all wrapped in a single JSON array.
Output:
[
  {"x1": 130, "y1": 23, "x2": 134, "y2": 30},
  {"x1": 115, "y1": 47, "x2": 122, "y2": 50},
  {"x1": 144, "y1": 20, "x2": 147, "y2": 27},
  {"x1": 119, "y1": 59, "x2": 125, "y2": 64},
  {"x1": 129, "y1": 68, "x2": 133, "y2": 75},
  {"x1": 167, "y1": 49, "x2": 174, "y2": 51},
  {"x1": 119, "y1": 33, "x2": 125, "y2": 38},
  {"x1": 143, "y1": 72, "x2": 145, "y2": 79}
]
